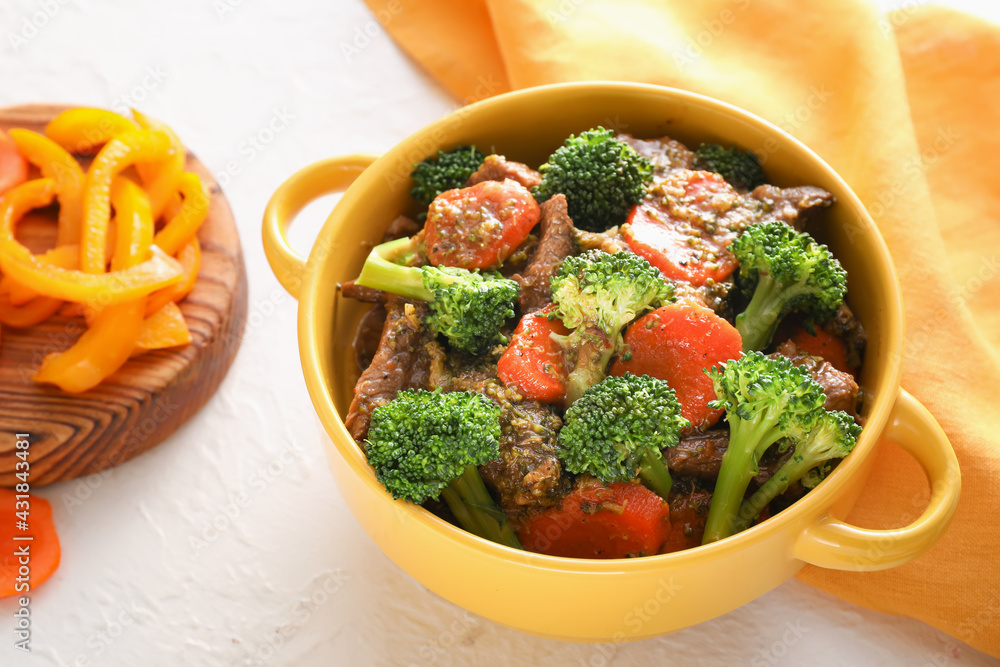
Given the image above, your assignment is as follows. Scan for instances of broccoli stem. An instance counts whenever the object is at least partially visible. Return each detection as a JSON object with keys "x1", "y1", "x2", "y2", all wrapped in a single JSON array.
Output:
[
  {"x1": 732, "y1": 453, "x2": 815, "y2": 533},
  {"x1": 440, "y1": 465, "x2": 522, "y2": 549},
  {"x1": 355, "y1": 237, "x2": 431, "y2": 300},
  {"x1": 638, "y1": 448, "x2": 673, "y2": 500},
  {"x1": 563, "y1": 328, "x2": 615, "y2": 404},
  {"x1": 734, "y1": 274, "x2": 788, "y2": 352},
  {"x1": 702, "y1": 413, "x2": 786, "y2": 543}
]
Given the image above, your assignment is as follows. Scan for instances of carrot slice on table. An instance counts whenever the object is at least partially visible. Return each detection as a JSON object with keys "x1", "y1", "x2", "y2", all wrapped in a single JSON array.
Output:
[
  {"x1": 425, "y1": 178, "x2": 540, "y2": 269},
  {"x1": 610, "y1": 301, "x2": 742, "y2": 432},
  {"x1": 497, "y1": 305, "x2": 569, "y2": 403},
  {"x1": 0, "y1": 488, "x2": 60, "y2": 597},
  {"x1": 517, "y1": 477, "x2": 671, "y2": 558}
]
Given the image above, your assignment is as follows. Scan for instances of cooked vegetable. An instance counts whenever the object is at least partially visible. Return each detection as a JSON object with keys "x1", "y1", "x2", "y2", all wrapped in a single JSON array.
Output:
[
  {"x1": 425, "y1": 179, "x2": 540, "y2": 269},
  {"x1": 355, "y1": 236, "x2": 519, "y2": 355},
  {"x1": 693, "y1": 143, "x2": 766, "y2": 191},
  {"x1": 621, "y1": 171, "x2": 741, "y2": 286},
  {"x1": 533, "y1": 127, "x2": 652, "y2": 232},
  {"x1": 45, "y1": 107, "x2": 137, "y2": 154},
  {"x1": 702, "y1": 351, "x2": 827, "y2": 543},
  {"x1": 790, "y1": 325, "x2": 851, "y2": 375},
  {"x1": 0, "y1": 488, "x2": 60, "y2": 597},
  {"x1": 609, "y1": 301, "x2": 743, "y2": 431},
  {"x1": 365, "y1": 389, "x2": 521, "y2": 549},
  {"x1": 558, "y1": 373, "x2": 689, "y2": 499},
  {"x1": 496, "y1": 306, "x2": 570, "y2": 403},
  {"x1": 550, "y1": 249, "x2": 672, "y2": 403},
  {"x1": 734, "y1": 409, "x2": 860, "y2": 532},
  {"x1": 731, "y1": 220, "x2": 847, "y2": 352},
  {"x1": 516, "y1": 477, "x2": 670, "y2": 558},
  {"x1": 410, "y1": 145, "x2": 486, "y2": 207}
]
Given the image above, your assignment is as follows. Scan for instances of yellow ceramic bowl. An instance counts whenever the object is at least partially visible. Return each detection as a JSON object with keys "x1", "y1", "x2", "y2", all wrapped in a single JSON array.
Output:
[{"x1": 262, "y1": 82, "x2": 960, "y2": 642}]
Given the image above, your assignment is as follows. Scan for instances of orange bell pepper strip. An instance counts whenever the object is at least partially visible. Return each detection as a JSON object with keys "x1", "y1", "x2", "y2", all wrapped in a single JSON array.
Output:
[
  {"x1": 34, "y1": 178, "x2": 153, "y2": 393},
  {"x1": 132, "y1": 110, "x2": 185, "y2": 221},
  {"x1": 0, "y1": 130, "x2": 29, "y2": 196},
  {"x1": 0, "y1": 178, "x2": 56, "y2": 237},
  {"x1": 80, "y1": 129, "x2": 172, "y2": 274},
  {"x1": 7, "y1": 129, "x2": 85, "y2": 246},
  {"x1": 0, "y1": 244, "x2": 78, "y2": 305},
  {"x1": 154, "y1": 172, "x2": 208, "y2": 256},
  {"x1": 145, "y1": 237, "x2": 200, "y2": 316},
  {"x1": 133, "y1": 301, "x2": 191, "y2": 355},
  {"x1": 0, "y1": 240, "x2": 181, "y2": 306},
  {"x1": 0, "y1": 292, "x2": 62, "y2": 328},
  {"x1": 44, "y1": 108, "x2": 136, "y2": 155}
]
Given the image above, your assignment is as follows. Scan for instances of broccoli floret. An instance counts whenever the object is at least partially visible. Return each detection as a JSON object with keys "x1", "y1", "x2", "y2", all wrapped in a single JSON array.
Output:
[
  {"x1": 731, "y1": 221, "x2": 847, "y2": 352},
  {"x1": 701, "y1": 351, "x2": 828, "y2": 543},
  {"x1": 355, "y1": 237, "x2": 519, "y2": 355},
  {"x1": 693, "y1": 143, "x2": 767, "y2": 190},
  {"x1": 366, "y1": 389, "x2": 521, "y2": 548},
  {"x1": 550, "y1": 249, "x2": 673, "y2": 403},
  {"x1": 733, "y1": 410, "x2": 860, "y2": 532},
  {"x1": 410, "y1": 145, "x2": 486, "y2": 207},
  {"x1": 533, "y1": 127, "x2": 653, "y2": 232},
  {"x1": 558, "y1": 373, "x2": 689, "y2": 499}
]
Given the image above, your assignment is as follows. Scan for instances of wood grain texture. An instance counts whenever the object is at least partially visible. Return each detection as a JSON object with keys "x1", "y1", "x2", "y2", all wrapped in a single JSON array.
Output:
[{"x1": 0, "y1": 104, "x2": 248, "y2": 486}]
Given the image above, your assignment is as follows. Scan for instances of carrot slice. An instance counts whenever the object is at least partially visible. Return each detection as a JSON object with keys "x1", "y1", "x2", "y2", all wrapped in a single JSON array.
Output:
[
  {"x1": 425, "y1": 179, "x2": 540, "y2": 269},
  {"x1": 518, "y1": 477, "x2": 671, "y2": 558},
  {"x1": 0, "y1": 131, "x2": 29, "y2": 197},
  {"x1": 0, "y1": 488, "x2": 61, "y2": 597},
  {"x1": 621, "y1": 171, "x2": 741, "y2": 286},
  {"x1": 790, "y1": 326, "x2": 851, "y2": 375},
  {"x1": 496, "y1": 306, "x2": 569, "y2": 403},
  {"x1": 610, "y1": 301, "x2": 742, "y2": 432}
]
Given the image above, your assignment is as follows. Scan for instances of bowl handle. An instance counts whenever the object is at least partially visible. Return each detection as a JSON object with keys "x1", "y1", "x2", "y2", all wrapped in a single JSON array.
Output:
[
  {"x1": 792, "y1": 389, "x2": 961, "y2": 571},
  {"x1": 262, "y1": 154, "x2": 379, "y2": 299}
]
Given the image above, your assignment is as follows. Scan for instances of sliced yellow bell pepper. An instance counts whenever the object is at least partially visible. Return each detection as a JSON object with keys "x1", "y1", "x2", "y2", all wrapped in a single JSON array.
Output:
[
  {"x1": 154, "y1": 172, "x2": 209, "y2": 256},
  {"x1": 0, "y1": 244, "x2": 79, "y2": 305},
  {"x1": 110, "y1": 177, "x2": 154, "y2": 271},
  {"x1": 0, "y1": 178, "x2": 56, "y2": 237},
  {"x1": 80, "y1": 129, "x2": 172, "y2": 274},
  {"x1": 44, "y1": 108, "x2": 136, "y2": 155},
  {"x1": 132, "y1": 110, "x2": 185, "y2": 222},
  {"x1": 8, "y1": 129, "x2": 85, "y2": 246},
  {"x1": 145, "y1": 237, "x2": 200, "y2": 316},
  {"x1": 34, "y1": 176, "x2": 154, "y2": 392},
  {"x1": 133, "y1": 301, "x2": 191, "y2": 355},
  {"x1": 0, "y1": 240, "x2": 182, "y2": 306},
  {"x1": 0, "y1": 292, "x2": 63, "y2": 328}
]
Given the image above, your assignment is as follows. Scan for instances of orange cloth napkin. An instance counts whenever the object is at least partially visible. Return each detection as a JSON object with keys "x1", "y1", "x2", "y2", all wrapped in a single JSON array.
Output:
[{"x1": 364, "y1": 0, "x2": 1000, "y2": 656}]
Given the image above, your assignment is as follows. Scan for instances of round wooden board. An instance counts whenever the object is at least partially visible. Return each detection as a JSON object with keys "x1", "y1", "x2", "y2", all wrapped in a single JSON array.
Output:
[{"x1": 0, "y1": 104, "x2": 248, "y2": 486}]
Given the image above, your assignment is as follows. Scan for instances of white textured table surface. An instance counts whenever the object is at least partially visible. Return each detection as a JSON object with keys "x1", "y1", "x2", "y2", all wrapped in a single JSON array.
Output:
[{"x1": 1, "y1": 0, "x2": 997, "y2": 665}]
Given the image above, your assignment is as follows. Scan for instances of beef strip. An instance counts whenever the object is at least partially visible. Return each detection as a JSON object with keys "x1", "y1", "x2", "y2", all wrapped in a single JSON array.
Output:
[
  {"x1": 353, "y1": 303, "x2": 387, "y2": 372},
  {"x1": 661, "y1": 482, "x2": 713, "y2": 553},
  {"x1": 749, "y1": 184, "x2": 835, "y2": 231},
  {"x1": 467, "y1": 155, "x2": 543, "y2": 190},
  {"x1": 344, "y1": 299, "x2": 434, "y2": 442},
  {"x1": 665, "y1": 430, "x2": 785, "y2": 485},
  {"x1": 616, "y1": 133, "x2": 695, "y2": 175},
  {"x1": 512, "y1": 194, "x2": 576, "y2": 313},
  {"x1": 772, "y1": 340, "x2": 860, "y2": 415},
  {"x1": 340, "y1": 281, "x2": 384, "y2": 303},
  {"x1": 382, "y1": 214, "x2": 421, "y2": 241}
]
